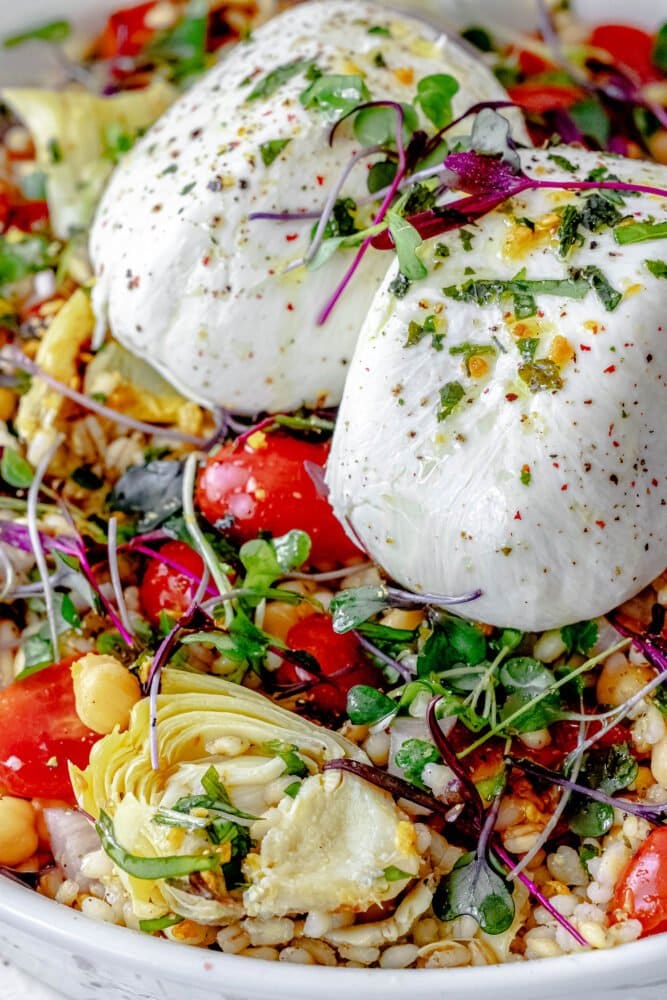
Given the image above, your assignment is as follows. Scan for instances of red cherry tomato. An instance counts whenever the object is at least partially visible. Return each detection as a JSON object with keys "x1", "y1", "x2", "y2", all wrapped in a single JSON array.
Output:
[
  {"x1": 97, "y1": 1, "x2": 158, "y2": 59},
  {"x1": 612, "y1": 828, "x2": 667, "y2": 935},
  {"x1": 589, "y1": 24, "x2": 660, "y2": 84},
  {"x1": 278, "y1": 614, "x2": 382, "y2": 714},
  {"x1": 507, "y1": 82, "x2": 584, "y2": 114},
  {"x1": 139, "y1": 540, "x2": 206, "y2": 626},
  {"x1": 0, "y1": 659, "x2": 98, "y2": 803},
  {"x1": 196, "y1": 433, "x2": 361, "y2": 567},
  {"x1": 517, "y1": 719, "x2": 633, "y2": 770},
  {"x1": 516, "y1": 46, "x2": 554, "y2": 77}
]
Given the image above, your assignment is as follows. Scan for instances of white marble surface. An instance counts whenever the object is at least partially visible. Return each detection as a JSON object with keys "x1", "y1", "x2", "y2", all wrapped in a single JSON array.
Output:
[{"x1": 3, "y1": 959, "x2": 63, "y2": 1000}]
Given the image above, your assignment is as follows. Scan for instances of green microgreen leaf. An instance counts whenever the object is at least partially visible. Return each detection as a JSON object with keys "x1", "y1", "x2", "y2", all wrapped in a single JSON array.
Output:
[
  {"x1": 415, "y1": 73, "x2": 459, "y2": 129},
  {"x1": 240, "y1": 529, "x2": 311, "y2": 591},
  {"x1": 646, "y1": 259, "x2": 667, "y2": 278},
  {"x1": 1, "y1": 447, "x2": 34, "y2": 488},
  {"x1": 367, "y1": 159, "x2": 398, "y2": 194},
  {"x1": 353, "y1": 103, "x2": 418, "y2": 146},
  {"x1": 395, "y1": 738, "x2": 441, "y2": 788},
  {"x1": 346, "y1": 684, "x2": 396, "y2": 725},
  {"x1": 330, "y1": 585, "x2": 389, "y2": 632},
  {"x1": 518, "y1": 359, "x2": 563, "y2": 393},
  {"x1": 560, "y1": 620, "x2": 598, "y2": 656},
  {"x1": 299, "y1": 74, "x2": 371, "y2": 119},
  {"x1": 569, "y1": 96, "x2": 610, "y2": 148},
  {"x1": 615, "y1": 220, "x2": 667, "y2": 245},
  {"x1": 653, "y1": 23, "x2": 667, "y2": 72},
  {"x1": 386, "y1": 210, "x2": 427, "y2": 280},
  {"x1": 436, "y1": 381, "x2": 465, "y2": 421},
  {"x1": 433, "y1": 851, "x2": 515, "y2": 934},
  {"x1": 246, "y1": 59, "x2": 313, "y2": 101}
]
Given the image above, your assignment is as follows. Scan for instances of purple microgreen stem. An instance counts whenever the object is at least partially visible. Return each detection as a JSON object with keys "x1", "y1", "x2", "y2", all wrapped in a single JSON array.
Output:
[
  {"x1": 129, "y1": 542, "x2": 218, "y2": 598},
  {"x1": 27, "y1": 433, "x2": 63, "y2": 658},
  {"x1": 318, "y1": 102, "x2": 408, "y2": 325},
  {"x1": 107, "y1": 516, "x2": 134, "y2": 640},
  {"x1": 286, "y1": 562, "x2": 373, "y2": 582},
  {"x1": 493, "y1": 842, "x2": 588, "y2": 947},
  {"x1": 352, "y1": 629, "x2": 414, "y2": 682},
  {"x1": 511, "y1": 756, "x2": 667, "y2": 826},
  {"x1": 322, "y1": 757, "x2": 458, "y2": 818},
  {"x1": 386, "y1": 585, "x2": 482, "y2": 609},
  {"x1": 427, "y1": 696, "x2": 484, "y2": 831}
]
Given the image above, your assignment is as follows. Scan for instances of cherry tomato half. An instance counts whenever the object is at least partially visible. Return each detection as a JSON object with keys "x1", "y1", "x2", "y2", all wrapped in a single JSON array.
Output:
[
  {"x1": 139, "y1": 540, "x2": 206, "y2": 626},
  {"x1": 277, "y1": 614, "x2": 382, "y2": 715},
  {"x1": 589, "y1": 24, "x2": 661, "y2": 84},
  {"x1": 612, "y1": 828, "x2": 667, "y2": 935},
  {"x1": 0, "y1": 659, "x2": 98, "y2": 803},
  {"x1": 196, "y1": 433, "x2": 361, "y2": 567},
  {"x1": 507, "y1": 82, "x2": 585, "y2": 114},
  {"x1": 97, "y1": 1, "x2": 158, "y2": 60}
]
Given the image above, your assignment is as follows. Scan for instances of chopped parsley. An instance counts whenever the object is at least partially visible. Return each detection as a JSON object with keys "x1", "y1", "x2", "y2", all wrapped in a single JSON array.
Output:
[
  {"x1": 3, "y1": 19, "x2": 70, "y2": 47},
  {"x1": 570, "y1": 265, "x2": 622, "y2": 311},
  {"x1": 459, "y1": 229, "x2": 475, "y2": 251},
  {"x1": 443, "y1": 275, "x2": 588, "y2": 318},
  {"x1": 646, "y1": 259, "x2": 667, "y2": 278},
  {"x1": 246, "y1": 59, "x2": 314, "y2": 101},
  {"x1": 388, "y1": 272, "x2": 411, "y2": 299},
  {"x1": 517, "y1": 337, "x2": 539, "y2": 362},
  {"x1": 520, "y1": 465, "x2": 531, "y2": 486},
  {"x1": 259, "y1": 138, "x2": 291, "y2": 167},
  {"x1": 547, "y1": 153, "x2": 578, "y2": 173},
  {"x1": 437, "y1": 381, "x2": 465, "y2": 421},
  {"x1": 518, "y1": 359, "x2": 563, "y2": 393}
]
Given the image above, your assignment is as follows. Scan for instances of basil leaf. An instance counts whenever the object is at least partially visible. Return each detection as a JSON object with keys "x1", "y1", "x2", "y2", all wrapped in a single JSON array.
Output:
[
  {"x1": 347, "y1": 685, "x2": 396, "y2": 725},
  {"x1": 415, "y1": 73, "x2": 459, "y2": 129},
  {"x1": 3, "y1": 19, "x2": 70, "y2": 48},
  {"x1": 96, "y1": 811, "x2": 220, "y2": 879},
  {"x1": 499, "y1": 658, "x2": 561, "y2": 733},
  {"x1": 300, "y1": 74, "x2": 371, "y2": 119},
  {"x1": 386, "y1": 210, "x2": 427, "y2": 280},
  {"x1": 259, "y1": 138, "x2": 291, "y2": 167},
  {"x1": 433, "y1": 852, "x2": 515, "y2": 934},
  {"x1": 569, "y1": 96, "x2": 610, "y2": 148},
  {"x1": 615, "y1": 220, "x2": 667, "y2": 245},
  {"x1": 353, "y1": 103, "x2": 418, "y2": 146},
  {"x1": 557, "y1": 204, "x2": 583, "y2": 258},
  {"x1": 580, "y1": 743, "x2": 638, "y2": 796},
  {"x1": 330, "y1": 585, "x2": 389, "y2": 632},
  {"x1": 108, "y1": 460, "x2": 184, "y2": 531},
  {"x1": 570, "y1": 265, "x2": 622, "y2": 311},
  {"x1": 1, "y1": 447, "x2": 34, "y2": 488}
]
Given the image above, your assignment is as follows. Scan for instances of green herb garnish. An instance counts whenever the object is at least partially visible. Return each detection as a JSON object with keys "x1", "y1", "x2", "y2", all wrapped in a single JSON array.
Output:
[
  {"x1": 259, "y1": 138, "x2": 291, "y2": 167},
  {"x1": 415, "y1": 73, "x2": 459, "y2": 129},
  {"x1": 96, "y1": 811, "x2": 220, "y2": 880},
  {"x1": 615, "y1": 220, "x2": 667, "y2": 245},
  {"x1": 1, "y1": 448, "x2": 33, "y2": 489},
  {"x1": 437, "y1": 380, "x2": 465, "y2": 421},
  {"x1": 3, "y1": 19, "x2": 70, "y2": 48}
]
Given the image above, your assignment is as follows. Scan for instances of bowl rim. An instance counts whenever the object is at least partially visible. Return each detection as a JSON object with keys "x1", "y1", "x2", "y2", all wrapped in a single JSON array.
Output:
[{"x1": 0, "y1": 876, "x2": 663, "y2": 994}]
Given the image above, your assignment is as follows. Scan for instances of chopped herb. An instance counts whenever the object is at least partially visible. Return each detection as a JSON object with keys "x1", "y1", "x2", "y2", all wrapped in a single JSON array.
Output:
[
  {"x1": 261, "y1": 740, "x2": 308, "y2": 777},
  {"x1": 443, "y1": 275, "x2": 588, "y2": 314},
  {"x1": 404, "y1": 320, "x2": 426, "y2": 347},
  {"x1": 246, "y1": 59, "x2": 313, "y2": 101},
  {"x1": 518, "y1": 359, "x2": 563, "y2": 393},
  {"x1": 401, "y1": 183, "x2": 438, "y2": 215},
  {"x1": 388, "y1": 271, "x2": 411, "y2": 298},
  {"x1": 560, "y1": 620, "x2": 598, "y2": 656},
  {"x1": 3, "y1": 19, "x2": 70, "y2": 47},
  {"x1": 437, "y1": 381, "x2": 465, "y2": 421},
  {"x1": 180, "y1": 182, "x2": 196, "y2": 196},
  {"x1": 580, "y1": 193, "x2": 622, "y2": 232},
  {"x1": 615, "y1": 220, "x2": 667, "y2": 245},
  {"x1": 1, "y1": 448, "x2": 33, "y2": 489},
  {"x1": 300, "y1": 74, "x2": 371, "y2": 118},
  {"x1": 568, "y1": 799, "x2": 614, "y2": 837},
  {"x1": 96, "y1": 811, "x2": 220, "y2": 880},
  {"x1": 646, "y1": 259, "x2": 667, "y2": 278},
  {"x1": 139, "y1": 914, "x2": 183, "y2": 934},
  {"x1": 330, "y1": 585, "x2": 389, "y2": 632},
  {"x1": 434, "y1": 243, "x2": 450, "y2": 258},
  {"x1": 149, "y1": 0, "x2": 210, "y2": 81},
  {"x1": 0, "y1": 233, "x2": 58, "y2": 291},
  {"x1": 368, "y1": 25, "x2": 391, "y2": 36},
  {"x1": 373, "y1": 52, "x2": 387, "y2": 68},
  {"x1": 103, "y1": 124, "x2": 136, "y2": 164},
  {"x1": 517, "y1": 337, "x2": 539, "y2": 362},
  {"x1": 347, "y1": 684, "x2": 396, "y2": 725},
  {"x1": 570, "y1": 265, "x2": 622, "y2": 311},
  {"x1": 395, "y1": 738, "x2": 441, "y2": 788},
  {"x1": 557, "y1": 204, "x2": 583, "y2": 258},
  {"x1": 459, "y1": 229, "x2": 474, "y2": 252},
  {"x1": 259, "y1": 138, "x2": 291, "y2": 167},
  {"x1": 449, "y1": 342, "x2": 496, "y2": 375},
  {"x1": 415, "y1": 73, "x2": 460, "y2": 129},
  {"x1": 240, "y1": 529, "x2": 310, "y2": 590},
  {"x1": 653, "y1": 23, "x2": 667, "y2": 72},
  {"x1": 520, "y1": 465, "x2": 531, "y2": 486},
  {"x1": 548, "y1": 153, "x2": 578, "y2": 173},
  {"x1": 320, "y1": 197, "x2": 358, "y2": 238}
]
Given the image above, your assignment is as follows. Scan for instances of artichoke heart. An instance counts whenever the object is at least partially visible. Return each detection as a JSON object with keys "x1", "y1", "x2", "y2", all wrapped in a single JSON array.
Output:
[{"x1": 71, "y1": 669, "x2": 420, "y2": 923}]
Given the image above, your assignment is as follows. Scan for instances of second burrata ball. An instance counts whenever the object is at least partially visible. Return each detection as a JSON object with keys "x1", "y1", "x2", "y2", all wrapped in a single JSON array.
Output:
[
  {"x1": 326, "y1": 148, "x2": 667, "y2": 631},
  {"x1": 90, "y1": 0, "x2": 511, "y2": 414}
]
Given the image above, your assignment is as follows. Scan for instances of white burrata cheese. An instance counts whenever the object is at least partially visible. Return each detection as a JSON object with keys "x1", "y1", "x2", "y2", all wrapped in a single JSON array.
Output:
[
  {"x1": 326, "y1": 148, "x2": 667, "y2": 630},
  {"x1": 90, "y1": 0, "x2": 513, "y2": 414}
]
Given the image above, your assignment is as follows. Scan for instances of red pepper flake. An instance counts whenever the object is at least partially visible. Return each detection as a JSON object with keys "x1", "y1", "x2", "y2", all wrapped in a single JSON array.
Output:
[
  {"x1": 613, "y1": 441, "x2": 620, "y2": 448},
  {"x1": 583, "y1": 399, "x2": 593, "y2": 405},
  {"x1": 608, "y1": 423, "x2": 614, "y2": 436},
  {"x1": 653, "y1": 478, "x2": 659, "y2": 487},
  {"x1": 595, "y1": 520, "x2": 606, "y2": 529},
  {"x1": 561, "y1": 484, "x2": 568, "y2": 491},
  {"x1": 505, "y1": 393, "x2": 518, "y2": 402},
  {"x1": 316, "y1": 175, "x2": 325, "y2": 186},
  {"x1": 603, "y1": 365, "x2": 616, "y2": 374},
  {"x1": 285, "y1": 233, "x2": 299, "y2": 242},
  {"x1": 580, "y1": 344, "x2": 591, "y2": 351},
  {"x1": 552, "y1": 462, "x2": 560, "y2": 469},
  {"x1": 202, "y1": 256, "x2": 210, "y2": 266},
  {"x1": 286, "y1": 303, "x2": 294, "y2": 311},
  {"x1": 513, "y1": 510, "x2": 522, "y2": 520}
]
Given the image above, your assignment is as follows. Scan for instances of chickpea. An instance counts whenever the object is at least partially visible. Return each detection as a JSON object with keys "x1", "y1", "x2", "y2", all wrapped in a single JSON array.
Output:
[
  {"x1": 651, "y1": 736, "x2": 667, "y2": 788},
  {"x1": 71, "y1": 654, "x2": 141, "y2": 734},
  {"x1": 596, "y1": 652, "x2": 655, "y2": 708},
  {"x1": 0, "y1": 796, "x2": 39, "y2": 866}
]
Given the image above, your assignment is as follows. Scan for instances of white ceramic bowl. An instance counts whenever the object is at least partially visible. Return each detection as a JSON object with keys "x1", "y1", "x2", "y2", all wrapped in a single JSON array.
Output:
[{"x1": 1, "y1": 2, "x2": 666, "y2": 998}]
